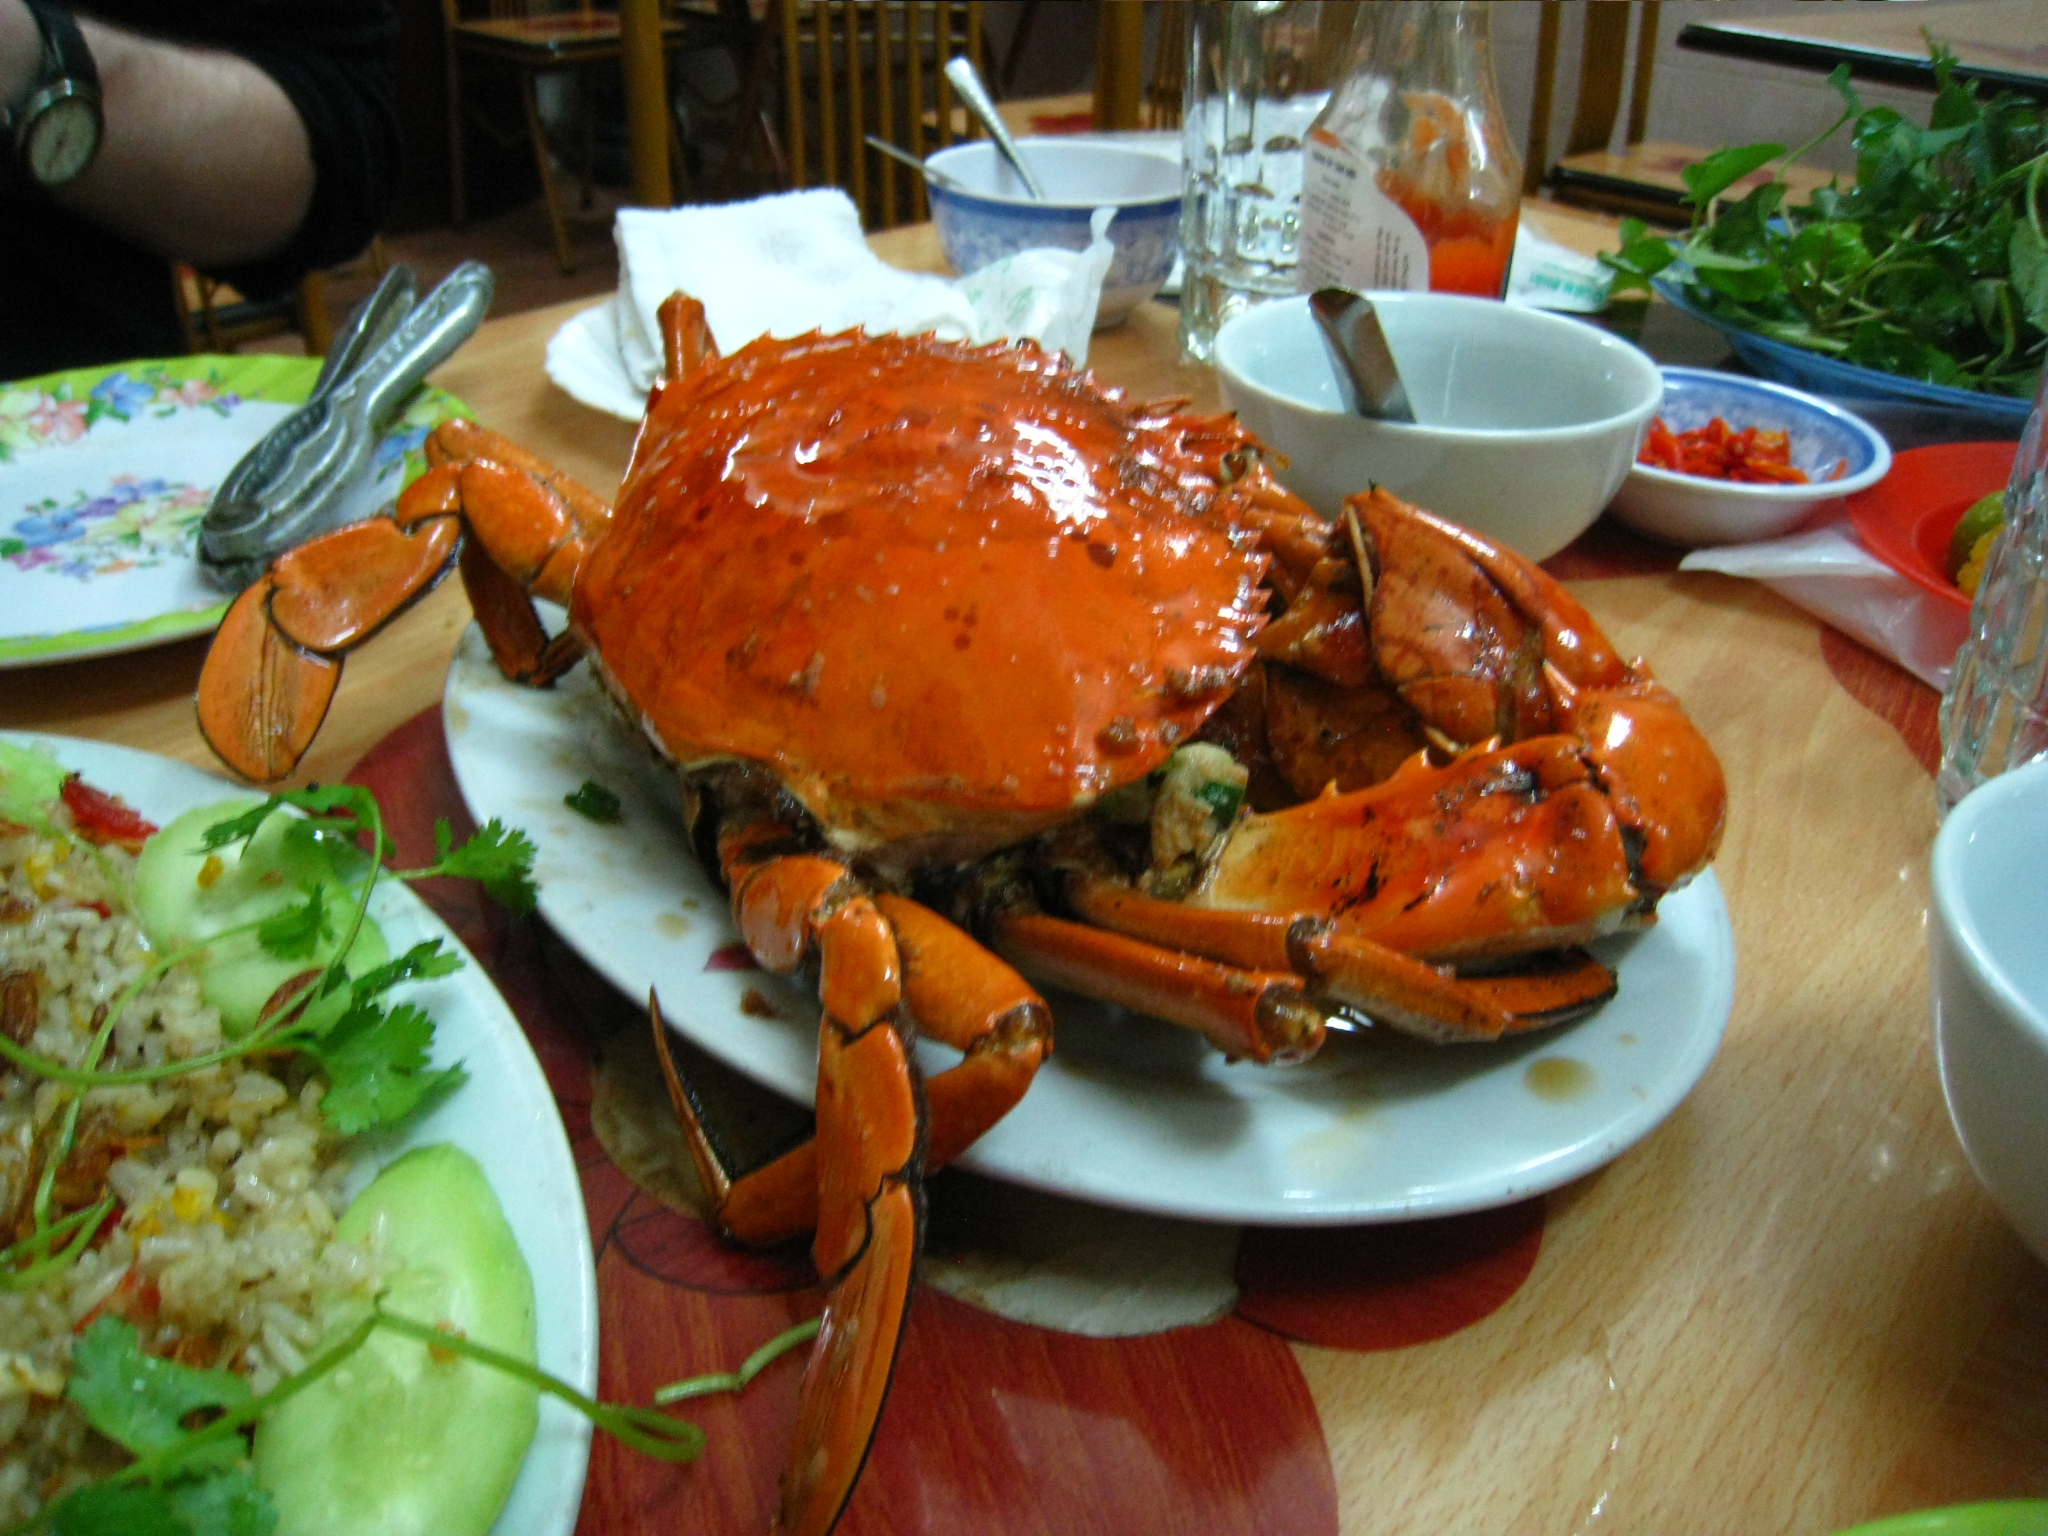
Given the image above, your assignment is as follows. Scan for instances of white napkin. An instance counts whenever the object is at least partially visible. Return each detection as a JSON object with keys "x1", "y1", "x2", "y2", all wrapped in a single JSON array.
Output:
[
  {"x1": 547, "y1": 189, "x2": 1115, "y2": 422},
  {"x1": 1506, "y1": 221, "x2": 1614, "y2": 313},
  {"x1": 1679, "y1": 515, "x2": 1970, "y2": 689}
]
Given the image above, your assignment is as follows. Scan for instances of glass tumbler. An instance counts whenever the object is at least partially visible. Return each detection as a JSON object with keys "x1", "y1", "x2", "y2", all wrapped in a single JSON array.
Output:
[
  {"x1": 1938, "y1": 368, "x2": 2048, "y2": 813},
  {"x1": 1178, "y1": 0, "x2": 1352, "y2": 363}
]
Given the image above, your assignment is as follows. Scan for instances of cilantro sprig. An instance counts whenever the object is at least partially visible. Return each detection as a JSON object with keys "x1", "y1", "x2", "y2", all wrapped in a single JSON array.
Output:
[
  {"x1": 3, "y1": 1309, "x2": 814, "y2": 1536},
  {"x1": 1602, "y1": 51, "x2": 2048, "y2": 400}
]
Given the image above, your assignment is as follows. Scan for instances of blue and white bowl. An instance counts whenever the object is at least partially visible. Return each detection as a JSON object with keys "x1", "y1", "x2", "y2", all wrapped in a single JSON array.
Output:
[
  {"x1": 1607, "y1": 367, "x2": 1892, "y2": 546},
  {"x1": 1653, "y1": 276, "x2": 2034, "y2": 432},
  {"x1": 925, "y1": 138, "x2": 1181, "y2": 328}
]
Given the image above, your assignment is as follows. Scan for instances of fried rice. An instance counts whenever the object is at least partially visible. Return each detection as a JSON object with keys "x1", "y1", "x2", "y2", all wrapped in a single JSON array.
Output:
[{"x1": 0, "y1": 808, "x2": 380, "y2": 1521}]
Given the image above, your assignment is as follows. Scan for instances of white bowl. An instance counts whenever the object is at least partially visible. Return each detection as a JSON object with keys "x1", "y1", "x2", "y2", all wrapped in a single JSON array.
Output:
[
  {"x1": 926, "y1": 138, "x2": 1181, "y2": 327},
  {"x1": 1213, "y1": 293, "x2": 1662, "y2": 560},
  {"x1": 1930, "y1": 753, "x2": 2048, "y2": 1264},
  {"x1": 1607, "y1": 367, "x2": 1893, "y2": 546}
]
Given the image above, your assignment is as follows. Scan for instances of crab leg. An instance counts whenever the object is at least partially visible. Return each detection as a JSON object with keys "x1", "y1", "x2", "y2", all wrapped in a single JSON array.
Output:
[
  {"x1": 665, "y1": 845, "x2": 1051, "y2": 1247},
  {"x1": 1061, "y1": 876, "x2": 1613, "y2": 1042},
  {"x1": 197, "y1": 475, "x2": 462, "y2": 781},
  {"x1": 988, "y1": 911, "x2": 1328, "y2": 1062}
]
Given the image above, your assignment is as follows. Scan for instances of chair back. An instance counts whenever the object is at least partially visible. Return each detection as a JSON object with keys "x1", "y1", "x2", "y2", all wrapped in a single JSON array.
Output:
[
  {"x1": 778, "y1": 0, "x2": 985, "y2": 229},
  {"x1": 1524, "y1": 0, "x2": 1659, "y2": 195}
]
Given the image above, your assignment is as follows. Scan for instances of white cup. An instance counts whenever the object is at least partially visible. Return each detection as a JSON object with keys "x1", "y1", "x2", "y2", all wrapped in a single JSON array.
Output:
[{"x1": 1930, "y1": 752, "x2": 2048, "y2": 1263}]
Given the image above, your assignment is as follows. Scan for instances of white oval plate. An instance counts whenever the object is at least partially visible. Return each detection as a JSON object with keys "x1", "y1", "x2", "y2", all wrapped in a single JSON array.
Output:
[
  {"x1": 444, "y1": 629, "x2": 1736, "y2": 1226},
  {"x1": 2, "y1": 730, "x2": 596, "y2": 1536},
  {"x1": 0, "y1": 358, "x2": 465, "y2": 668}
]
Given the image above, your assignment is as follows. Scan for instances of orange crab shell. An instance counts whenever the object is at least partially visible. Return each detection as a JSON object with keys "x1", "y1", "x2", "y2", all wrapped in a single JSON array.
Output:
[{"x1": 571, "y1": 329, "x2": 1271, "y2": 863}]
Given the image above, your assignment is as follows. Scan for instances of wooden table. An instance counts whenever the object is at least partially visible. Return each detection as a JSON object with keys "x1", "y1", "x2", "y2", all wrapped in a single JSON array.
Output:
[
  {"x1": 6, "y1": 209, "x2": 2045, "y2": 1536},
  {"x1": 1678, "y1": 0, "x2": 2048, "y2": 104}
]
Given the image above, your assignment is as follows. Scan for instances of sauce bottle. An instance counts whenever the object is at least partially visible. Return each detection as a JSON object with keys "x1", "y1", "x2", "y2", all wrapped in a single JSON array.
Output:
[{"x1": 1296, "y1": 1, "x2": 1521, "y2": 299}]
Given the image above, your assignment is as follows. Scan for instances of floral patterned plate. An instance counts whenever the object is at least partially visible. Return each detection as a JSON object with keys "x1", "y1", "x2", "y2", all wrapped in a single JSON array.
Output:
[{"x1": 0, "y1": 354, "x2": 467, "y2": 667}]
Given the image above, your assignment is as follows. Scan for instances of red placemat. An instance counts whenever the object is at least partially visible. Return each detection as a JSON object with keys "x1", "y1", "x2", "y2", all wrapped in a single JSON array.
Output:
[{"x1": 347, "y1": 707, "x2": 1551, "y2": 1535}]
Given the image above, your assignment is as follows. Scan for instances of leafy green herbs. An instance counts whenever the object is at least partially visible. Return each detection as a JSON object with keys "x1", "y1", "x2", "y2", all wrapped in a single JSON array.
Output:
[
  {"x1": 4, "y1": 1309, "x2": 789, "y2": 1536},
  {"x1": 0, "y1": 784, "x2": 537, "y2": 1288},
  {"x1": 563, "y1": 779, "x2": 623, "y2": 824},
  {"x1": 1602, "y1": 51, "x2": 2048, "y2": 399}
]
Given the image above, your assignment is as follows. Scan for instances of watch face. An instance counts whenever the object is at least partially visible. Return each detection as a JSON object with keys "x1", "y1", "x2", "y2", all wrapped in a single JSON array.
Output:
[{"x1": 25, "y1": 93, "x2": 100, "y2": 186}]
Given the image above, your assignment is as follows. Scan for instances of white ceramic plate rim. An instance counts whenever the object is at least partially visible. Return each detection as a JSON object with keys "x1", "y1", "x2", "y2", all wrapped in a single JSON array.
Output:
[
  {"x1": 441, "y1": 627, "x2": 1737, "y2": 1227},
  {"x1": 2, "y1": 731, "x2": 597, "y2": 1536}
]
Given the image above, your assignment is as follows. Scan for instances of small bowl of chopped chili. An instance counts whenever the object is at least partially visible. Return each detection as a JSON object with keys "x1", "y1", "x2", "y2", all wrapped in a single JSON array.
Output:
[{"x1": 1607, "y1": 367, "x2": 1892, "y2": 546}]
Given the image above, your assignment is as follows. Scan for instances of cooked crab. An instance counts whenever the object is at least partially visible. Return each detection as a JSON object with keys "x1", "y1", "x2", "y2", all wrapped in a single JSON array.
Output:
[{"x1": 196, "y1": 295, "x2": 1724, "y2": 1536}]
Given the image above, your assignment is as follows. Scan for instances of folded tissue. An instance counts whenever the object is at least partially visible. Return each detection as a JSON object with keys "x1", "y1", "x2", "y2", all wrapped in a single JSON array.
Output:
[
  {"x1": 546, "y1": 189, "x2": 1116, "y2": 421},
  {"x1": 1678, "y1": 515, "x2": 1970, "y2": 690}
]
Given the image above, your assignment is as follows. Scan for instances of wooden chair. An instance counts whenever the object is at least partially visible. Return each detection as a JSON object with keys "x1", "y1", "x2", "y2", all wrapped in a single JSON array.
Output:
[
  {"x1": 1093, "y1": 0, "x2": 1186, "y2": 132},
  {"x1": 1527, "y1": 1, "x2": 1837, "y2": 224},
  {"x1": 442, "y1": 0, "x2": 732, "y2": 272},
  {"x1": 170, "y1": 238, "x2": 392, "y2": 358},
  {"x1": 769, "y1": 0, "x2": 986, "y2": 230}
]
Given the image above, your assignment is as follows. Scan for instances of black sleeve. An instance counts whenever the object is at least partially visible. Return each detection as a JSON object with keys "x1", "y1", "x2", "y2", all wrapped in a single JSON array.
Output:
[{"x1": 92, "y1": 1, "x2": 404, "y2": 298}]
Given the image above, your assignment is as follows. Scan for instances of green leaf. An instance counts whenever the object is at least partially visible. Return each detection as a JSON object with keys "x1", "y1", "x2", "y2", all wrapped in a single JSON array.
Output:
[
  {"x1": 344, "y1": 941, "x2": 464, "y2": 1005},
  {"x1": 2012, "y1": 220, "x2": 2048, "y2": 329},
  {"x1": 1679, "y1": 142, "x2": 1785, "y2": 208},
  {"x1": 563, "y1": 780, "x2": 623, "y2": 824},
  {"x1": 49, "y1": 1481, "x2": 190, "y2": 1536},
  {"x1": 254, "y1": 885, "x2": 330, "y2": 961},
  {"x1": 67, "y1": 1317, "x2": 253, "y2": 1464},
  {"x1": 1826, "y1": 62, "x2": 1864, "y2": 119},
  {"x1": 431, "y1": 818, "x2": 539, "y2": 913},
  {"x1": 1194, "y1": 780, "x2": 1244, "y2": 825},
  {"x1": 164, "y1": 1468, "x2": 277, "y2": 1536},
  {"x1": 308, "y1": 1000, "x2": 467, "y2": 1134}
]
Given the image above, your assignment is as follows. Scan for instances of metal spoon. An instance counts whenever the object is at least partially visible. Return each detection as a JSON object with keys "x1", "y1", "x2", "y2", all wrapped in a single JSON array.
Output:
[
  {"x1": 863, "y1": 134, "x2": 966, "y2": 193},
  {"x1": 200, "y1": 261, "x2": 496, "y2": 592},
  {"x1": 943, "y1": 56, "x2": 1047, "y2": 200},
  {"x1": 1309, "y1": 287, "x2": 1416, "y2": 423}
]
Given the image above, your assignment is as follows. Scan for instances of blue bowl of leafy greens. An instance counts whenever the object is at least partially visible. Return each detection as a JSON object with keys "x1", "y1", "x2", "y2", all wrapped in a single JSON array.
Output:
[
  {"x1": 1651, "y1": 277, "x2": 2033, "y2": 429},
  {"x1": 1606, "y1": 52, "x2": 2044, "y2": 434}
]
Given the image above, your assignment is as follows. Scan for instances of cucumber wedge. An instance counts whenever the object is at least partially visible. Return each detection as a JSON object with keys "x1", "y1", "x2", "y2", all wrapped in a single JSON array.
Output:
[
  {"x1": 132, "y1": 799, "x2": 388, "y2": 1034},
  {"x1": 254, "y1": 1144, "x2": 539, "y2": 1536}
]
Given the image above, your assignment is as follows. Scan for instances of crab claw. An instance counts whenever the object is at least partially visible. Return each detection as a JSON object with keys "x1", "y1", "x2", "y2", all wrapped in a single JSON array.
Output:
[{"x1": 651, "y1": 889, "x2": 926, "y2": 1536}]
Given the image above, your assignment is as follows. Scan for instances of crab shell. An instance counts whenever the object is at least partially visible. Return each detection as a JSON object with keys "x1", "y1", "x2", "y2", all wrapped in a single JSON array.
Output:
[{"x1": 570, "y1": 329, "x2": 1271, "y2": 868}]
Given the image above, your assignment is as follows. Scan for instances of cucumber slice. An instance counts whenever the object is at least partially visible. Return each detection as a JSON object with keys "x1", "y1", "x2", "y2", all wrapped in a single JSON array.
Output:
[
  {"x1": 132, "y1": 799, "x2": 388, "y2": 1034},
  {"x1": 253, "y1": 1144, "x2": 539, "y2": 1536},
  {"x1": 0, "y1": 740, "x2": 66, "y2": 828}
]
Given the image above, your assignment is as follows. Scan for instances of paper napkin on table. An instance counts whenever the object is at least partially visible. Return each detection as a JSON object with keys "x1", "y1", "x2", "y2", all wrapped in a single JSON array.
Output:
[
  {"x1": 1679, "y1": 515, "x2": 1970, "y2": 690},
  {"x1": 546, "y1": 189, "x2": 1115, "y2": 422}
]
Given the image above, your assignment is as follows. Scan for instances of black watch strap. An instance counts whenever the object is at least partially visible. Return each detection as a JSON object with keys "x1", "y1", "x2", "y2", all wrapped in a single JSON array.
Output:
[{"x1": 24, "y1": 3, "x2": 97, "y2": 97}]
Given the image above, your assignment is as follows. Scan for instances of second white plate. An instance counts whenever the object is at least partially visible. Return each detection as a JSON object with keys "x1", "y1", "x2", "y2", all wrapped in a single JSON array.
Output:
[
  {"x1": 444, "y1": 630, "x2": 1735, "y2": 1226},
  {"x1": 4, "y1": 731, "x2": 597, "y2": 1536}
]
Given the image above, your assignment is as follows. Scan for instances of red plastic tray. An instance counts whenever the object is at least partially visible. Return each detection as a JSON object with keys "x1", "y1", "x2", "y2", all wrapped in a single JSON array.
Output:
[{"x1": 1845, "y1": 441, "x2": 2020, "y2": 614}]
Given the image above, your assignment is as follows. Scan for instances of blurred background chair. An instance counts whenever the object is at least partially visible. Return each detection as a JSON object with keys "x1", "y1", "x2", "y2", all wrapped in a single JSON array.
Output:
[
  {"x1": 442, "y1": 0, "x2": 735, "y2": 271},
  {"x1": 759, "y1": 0, "x2": 987, "y2": 230},
  {"x1": 1526, "y1": 0, "x2": 1837, "y2": 224},
  {"x1": 170, "y1": 238, "x2": 393, "y2": 357}
]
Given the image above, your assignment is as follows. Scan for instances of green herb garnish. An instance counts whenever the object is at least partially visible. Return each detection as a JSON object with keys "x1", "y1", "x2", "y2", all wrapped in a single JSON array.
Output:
[
  {"x1": 2, "y1": 1307, "x2": 779, "y2": 1536},
  {"x1": 563, "y1": 779, "x2": 623, "y2": 825},
  {"x1": 1602, "y1": 50, "x2": 2048, "y2": 400}
]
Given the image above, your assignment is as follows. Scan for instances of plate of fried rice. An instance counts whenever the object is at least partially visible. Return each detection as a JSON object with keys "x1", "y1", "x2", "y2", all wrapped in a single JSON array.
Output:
[{"x1": 0, "y1": 732, "x2": 595, "y2": 1531}]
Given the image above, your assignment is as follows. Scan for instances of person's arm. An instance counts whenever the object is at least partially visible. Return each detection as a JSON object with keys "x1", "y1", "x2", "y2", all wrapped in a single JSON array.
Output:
[{"x1": 0, "y1": 0, "x2": 314, "y2": 268}]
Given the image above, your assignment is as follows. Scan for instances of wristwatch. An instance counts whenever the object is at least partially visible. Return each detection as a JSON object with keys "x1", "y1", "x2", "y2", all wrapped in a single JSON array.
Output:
[{"x1": 3, "y1": 1, "x2": 101, "y2": 187}]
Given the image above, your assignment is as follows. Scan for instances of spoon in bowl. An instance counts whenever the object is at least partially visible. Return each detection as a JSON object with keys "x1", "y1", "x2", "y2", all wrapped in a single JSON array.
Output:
[
  {"x1": 943, "y1": 56, "x2": 1048, "y2": 200},
  {"x1": 1310, "y1": 287, "x2": 1416, "y2": 423}
]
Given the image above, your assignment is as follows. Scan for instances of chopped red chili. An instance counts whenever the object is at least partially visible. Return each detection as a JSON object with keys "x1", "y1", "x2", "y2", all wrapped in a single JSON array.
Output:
[{"x1": 1637, "y1": 415, "x2": 1833, "y2": 484}]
